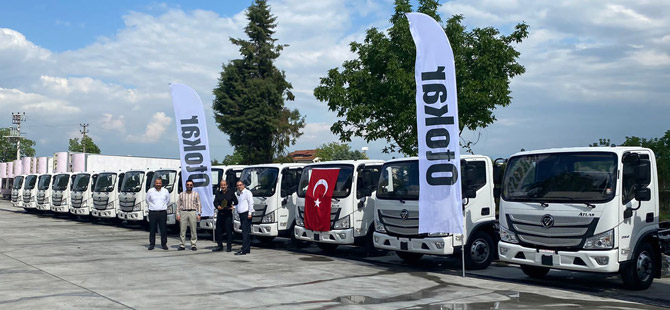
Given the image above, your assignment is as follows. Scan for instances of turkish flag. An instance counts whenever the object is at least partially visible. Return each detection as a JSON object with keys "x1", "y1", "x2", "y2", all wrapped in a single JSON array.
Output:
[{"x1": 305, "y1": 168, "x2": 340, "y2": 232}]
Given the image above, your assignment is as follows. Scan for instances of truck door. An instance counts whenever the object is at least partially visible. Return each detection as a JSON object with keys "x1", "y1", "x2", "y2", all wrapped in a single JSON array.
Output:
[
  {"x1": 356, "y1": 165, "x2": 381, "y2": 235},
  {"x1": 619, "y1": 151, "x2": 655, "y2": 261},
  {"x1": 280, "y1": 167, "x2": 302, "y2": 230},
  {"x1": 462, "y1": 159, "x2": 492, "y2": 238}
]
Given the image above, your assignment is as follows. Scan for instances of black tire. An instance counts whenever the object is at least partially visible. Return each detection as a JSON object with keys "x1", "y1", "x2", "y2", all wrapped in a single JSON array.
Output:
[
  {"x1": 464, "y1": 231, "x2": 494, "y2": 270},
  {"x1": 364, "y1": 226, "x2": 387, "y2": 257},
  {"x1": 621, "y1": 242, "x2": 655, "y2": 290},
  {"x1": 289, "y1": 223, "x2": 311, "y2": 248},
  {"x1": 316, "y1": 242, "x2": 338, "y2": 253},
  {"x1": 396, "y1": 251, "x2": 423, "y2": 264},
  {"x1": 256, "y1": 236, "x2": 275, "y2": 244},
  {"x1": 520, "y1": 265, "x2": 550, "y2": 279}
]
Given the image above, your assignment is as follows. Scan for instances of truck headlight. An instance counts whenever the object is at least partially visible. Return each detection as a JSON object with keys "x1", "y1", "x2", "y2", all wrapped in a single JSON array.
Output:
[
  {"x1": 262, "y1": 211, "x2": 276, "y2": 223},
  {"x1": 295, "y1": 216, "x2": 304, "y2": 227},
  {"x1": 133, "y1": 202, "x2": 142, "y2": 211},
  {"x1": 374, "y1": 218, "x2": 386, "y2": 233},
  {"x1": 333, "y1": 216, "x2": 350, "y2": 229},
  {"x1": 500, "y1": 225, "x2": 519, "y2": 244},
  {"x1": 107, "y1": 202, "x2": 115, "y2": 210},
  {"x1": 583, "y1": 229, "x2": 614, "y2": 250}
]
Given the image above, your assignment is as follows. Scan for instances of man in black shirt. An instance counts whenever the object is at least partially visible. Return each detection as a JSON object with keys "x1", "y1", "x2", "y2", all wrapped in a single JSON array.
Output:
[{"x1": 212, "y1": 179, "x2": 238, "y2": 252}]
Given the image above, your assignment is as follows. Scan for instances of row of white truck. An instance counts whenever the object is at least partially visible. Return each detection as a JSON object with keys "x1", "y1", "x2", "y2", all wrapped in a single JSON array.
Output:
[{"x1": 2, "y1": 146, "x2": 669, "y2": 290}]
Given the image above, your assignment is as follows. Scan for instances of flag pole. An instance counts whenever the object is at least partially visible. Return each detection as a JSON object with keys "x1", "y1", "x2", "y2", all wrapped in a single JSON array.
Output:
[{"x1": 462, "y1": 202, "x2": 466, "y2": 278}]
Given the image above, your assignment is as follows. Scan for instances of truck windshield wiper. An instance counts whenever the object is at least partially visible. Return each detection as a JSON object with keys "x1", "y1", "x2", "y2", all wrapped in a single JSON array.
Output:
[{"x1": 550, "y1": 196, "x2": 596, "y2": 208}]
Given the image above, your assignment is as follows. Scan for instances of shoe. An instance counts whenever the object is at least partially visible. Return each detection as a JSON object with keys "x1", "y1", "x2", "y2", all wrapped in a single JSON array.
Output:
[
  {"x1": 148, "y1": 246, "x2": 155, "y2": 251},
  {"x1": 234, "y1": 251, "x2": 246, "y2": 255},
  {"x1": 226, "y1": 248, "x2": 232, "y2": 252},
  {"x1": 212, "y1": 246, "x2": 224, "y2": 252},
  {"x1": 178, "y1": 246, "x2": 185, "y2": 251},
  {"x1": 162, "y1": 245, "x2": 169, "y2": 250},
  {"x1": 191, "y1": 246, "x2": 197, "y2": 251}
]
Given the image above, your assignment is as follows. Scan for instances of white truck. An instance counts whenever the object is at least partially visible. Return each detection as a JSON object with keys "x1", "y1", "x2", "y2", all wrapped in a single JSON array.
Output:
[
  {"x1": 21, "y1": 173, "x2": 39, "y2": 211},
  {"x1": 35, "y1": 173, "x2": 54, "y2": 211},
  {"x1": 373, "y1": 155, "x2": 499, "y2": 269},
  {"x1": 197, "y1": 165, "x2": 245, "y2": 230},
  {"x1": 497, "y1": 147, "x2": 670, "y2": 290},
  {"x1": 234, "y1": 163, "x2": 305, "y2": 242},
  {"x1": 118, "y1": 166, "x2": 180, "y2": 225},
  {"x1": 0, "y1": 162, "x2": 10, "y2": 199},
  {"x1": 293, "y1": 160, "x2": 383, "y2": 253},
  {"x1": 69, "y1": 172, "x2": 99, "y2": 217},
  {"x1": 50, "y1": 173, "x2": 75, "y2": 215},
  {"x1": 11, "y1": 158, "x2": 29, "y2": 208}
]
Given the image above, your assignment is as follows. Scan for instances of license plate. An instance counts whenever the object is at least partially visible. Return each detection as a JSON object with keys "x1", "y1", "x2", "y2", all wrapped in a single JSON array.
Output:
[
  {"x1": 400, "y1": 242, "x2": 408, "y2": 251},
  {"x1": 314, "y1": 233, "x2": 320, "y2": 241},
  {"x1": 539, "y1": 249, "x2": 554, "y2": 254},
  {"x1": 541, "y1": 255, "x2": 553, "y2": 266}
]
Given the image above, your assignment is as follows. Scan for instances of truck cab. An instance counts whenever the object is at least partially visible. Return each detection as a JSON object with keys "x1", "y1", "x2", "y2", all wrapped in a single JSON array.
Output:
[
  {"x1": 234, "y1": 163, "x2": 305, "y2": 242},
  {"x1": 91, "y1": 171, "x2": 125, "y2": 219},
  {"x1": 118, "y1": 168, "x2": 178, "y2": 224},
  {"x1": 497, "y1": 147, "x2": 666, "y2": 290},
  {"x1": 35, "y1": 173, "x2": 54, "y2": 211},
  {"x1": 373, "y1": 155, "x2": 498, "y2": 269},
  {"x1": 294, "y1": 160, "x2": 383, "y2": 253},
  {"x1": 198, "y1": 165, "x2": 245, "y2": 230},
  {"x1": 51, "y1": 173, "x2": 74, "y2": 214},
  {"x1": 69, "y1": 172, "x2": 99, "y2": 217},
  {"x1": 11, "y1": 175, "x2": 25, "y2": 208},
  {"x1": 22, "y1": 174, "x2": 39, "y2": 210}
]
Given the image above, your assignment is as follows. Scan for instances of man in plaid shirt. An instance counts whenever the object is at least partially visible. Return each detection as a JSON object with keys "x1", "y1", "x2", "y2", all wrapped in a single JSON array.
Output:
[{"x1": 177, "y1": 180, "x2": 201, "y2": 251}]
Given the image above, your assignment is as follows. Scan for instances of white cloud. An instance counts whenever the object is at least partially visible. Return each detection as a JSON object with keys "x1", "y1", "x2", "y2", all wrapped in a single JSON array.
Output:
[
  {"x1": 0, "y1": 88, "x2": 80, "y2": 114},
  {"x1": 100, "y1": 114, "x2": 126, "y2": 132},
  {"x1": 126, "y1": 112, "x2": 172, "y2": 143}
]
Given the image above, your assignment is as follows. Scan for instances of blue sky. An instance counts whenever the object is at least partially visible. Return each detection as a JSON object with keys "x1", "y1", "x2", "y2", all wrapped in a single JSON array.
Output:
[{"x1": 1, "y1": 0, "x2": 669, "y2": 162}]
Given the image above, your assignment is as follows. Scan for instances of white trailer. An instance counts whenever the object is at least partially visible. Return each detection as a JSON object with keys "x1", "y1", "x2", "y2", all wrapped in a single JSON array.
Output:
[
  {"x1": 498, "y1": 147, "x2": 670, "y2": 290},
  {"x1": 234, "y1": 163, "x2": 305, "y2": 242},
  {"x1": 373, "y1": 155, "x2": 499, "y2": 269},
  {"x1": 293, "y1": 160, "x2": 383, "y2": 253}
]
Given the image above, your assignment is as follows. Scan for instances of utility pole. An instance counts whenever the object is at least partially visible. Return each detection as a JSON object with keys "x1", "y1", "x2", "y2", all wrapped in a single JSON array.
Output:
[
  {"x1": 79, "y1": 123, "x2": 89, "y2": 154},
  {"x1": 6, "y1": 112, "x2": 26, "y2": 160}
]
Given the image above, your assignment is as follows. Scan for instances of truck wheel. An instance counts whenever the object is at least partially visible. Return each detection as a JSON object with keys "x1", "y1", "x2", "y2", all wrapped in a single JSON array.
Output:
[
  {"x1": 256, "y1": 236, "x2": 275, "y2": 244},
  {"x1": 364, "y1": 225, "x2": 388, "y2": 257},
  {"x1": 396, "y1": 251, "x2": 423, "y2": 264},
  {"x1": 520, "y1": 265, "x2": 550, "y2": 278},
  {"x1": 316, "y1": 242, "x2": 338, "y2": 253},
  {"x1": 622, "y1": 242, "x2": 655, "y2": 290},
  {"x1": 465, "y1": 231, "x2": 494, "y2": 270}
]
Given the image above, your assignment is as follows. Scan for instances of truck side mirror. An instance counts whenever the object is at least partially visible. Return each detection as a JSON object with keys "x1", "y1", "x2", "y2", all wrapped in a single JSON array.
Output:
[
  {"x1": 624, "y1": 207, "x2": 633, "y2": 219},
  {"x1": 636, "y1": 159, "x2": 651, "y2": 185},
  {"x1": 622, "y1": 152, "x2": 640, "y2": 164},
  {"x1": 461, "y1": 163, "x2": 477, "y2": 199},
  {"x1": 635, "y1": 187, "x2": 651, "y2": 202}
]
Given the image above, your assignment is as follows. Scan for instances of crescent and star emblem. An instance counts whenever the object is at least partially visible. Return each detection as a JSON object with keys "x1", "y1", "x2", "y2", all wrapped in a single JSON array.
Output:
[{"x1": 312, "y1": 179, "x2": 329, "y2": 207}]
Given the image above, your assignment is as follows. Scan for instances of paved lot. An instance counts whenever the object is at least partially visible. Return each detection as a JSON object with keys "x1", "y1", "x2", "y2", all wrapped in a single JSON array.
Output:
[{"x1": 0, "y1": 200, "x2": 668, "y2": 309}]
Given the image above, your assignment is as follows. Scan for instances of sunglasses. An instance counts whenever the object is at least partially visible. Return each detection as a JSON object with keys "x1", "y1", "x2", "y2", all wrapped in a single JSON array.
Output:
[{"x1": 186, "y1": 184, "x2": 194, "y2": 187}]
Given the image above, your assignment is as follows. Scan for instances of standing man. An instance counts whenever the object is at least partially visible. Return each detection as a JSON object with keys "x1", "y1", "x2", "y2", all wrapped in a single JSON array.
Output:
[
  {"x1": 235, "y1": 180, "x2": 254, "y2": 255},
  {"x1": 177, "y1": 180, "x2": 201, "y2": 251},
  {"x1": 213, "y1": 180, "x2": 238, "y2": 252},
  {"x1": 146, "y1": 178, "x2": 170, "y2": 250}
]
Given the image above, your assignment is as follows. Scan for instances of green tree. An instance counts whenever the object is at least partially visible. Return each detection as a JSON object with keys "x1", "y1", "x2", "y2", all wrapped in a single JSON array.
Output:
[
  {"x1": 315, "y1": 142, "x2": 369, "y2": 161},
  {"x1": 314, "y1": 0, "x2": 528, "y2": 155},
  {"x1": 221, "y1": 149, "x2": 245, "y2": 165},
  {"x1": 589, "y1": 138, "x2": 612, "y2": 147},
  {"x1": 622, "y1": 131, "x2": 670, "y2": 191},
  {"x1": 68, "y1": 136, "x2": 101, "y2": 154},
  {"x1": 212, "y1": 0, "x2": 305, "y2": 165},
  {"x1": 0, "y1": 128, "x2": 36, "y2": 162}
]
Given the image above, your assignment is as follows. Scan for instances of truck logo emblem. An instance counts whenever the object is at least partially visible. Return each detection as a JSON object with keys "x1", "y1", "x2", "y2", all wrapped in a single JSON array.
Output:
[
  {"x1": 541, "y1": 214, "x2": 554, "y2": 228},
  {"x1": 400, "y1": 209, "x2": 409, "y2": 221}
]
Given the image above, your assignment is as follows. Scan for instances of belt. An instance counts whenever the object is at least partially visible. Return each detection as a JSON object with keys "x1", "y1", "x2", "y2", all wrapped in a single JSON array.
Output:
[
  {"x1": 180, "y1": 209, "x2": 197, "y2": 212},
  {"x1": 149, "y1": 210, "x2": 167, "y2": 212}
]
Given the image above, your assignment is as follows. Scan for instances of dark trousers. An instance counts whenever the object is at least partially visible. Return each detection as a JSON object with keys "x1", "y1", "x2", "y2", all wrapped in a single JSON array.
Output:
[
  {"x1": 215, "y1": 211, "x2": 233, "y2": 249},
  {"x1": 149, "y1": 210, "x2": 168, "y2": 247},
  {"x1": 240, "y1": 211, "x2": 251, "y2": 253}
]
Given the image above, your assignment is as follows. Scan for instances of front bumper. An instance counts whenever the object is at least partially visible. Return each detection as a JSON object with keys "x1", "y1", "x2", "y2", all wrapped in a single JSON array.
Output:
[
  {"x1": 251, "y1": 223, "x2": 279, "y2": 237},
  {"x1": 91, "y1": 208, "x2": 117, "y2": 218},
  {"x1": 51, "y1": 205, "x2": 69, "y2": 213},
  {"x1": 70, "y1": 206, "x2": 90, "y2": 216},
  {"x1": 497, "y1": 242, "x2": 620, "y2": 273},
  {"x1": 167, "y1": 214, "x2": 176, "y2": 225},
  {"x1": 373, "y1": 232, "x2": 456, "y2": 255},
  {"x1": 199, "y1": 218, "x2": 215, "y2": 230},
  {"x1": 294, "y1": 226, "x2": 354, "y2": 244},
  {"x1": 23, "y1": 201, "x2": 37, "y2": 209},
  {"x1": 118, "y1": 211, "x2": 144, "y2": 221},
  {"x1": 36, "y1": 203, "x2": 51, "y2": 211}
]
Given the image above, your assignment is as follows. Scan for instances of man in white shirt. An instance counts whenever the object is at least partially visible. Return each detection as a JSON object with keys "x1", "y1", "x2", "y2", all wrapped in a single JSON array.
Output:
[
  {"x1": 146, "y1": 178, "x2": 170, "y2": 250},
  {"x1": 235, "y1": 180, "x2": 254, "y2": 255}
]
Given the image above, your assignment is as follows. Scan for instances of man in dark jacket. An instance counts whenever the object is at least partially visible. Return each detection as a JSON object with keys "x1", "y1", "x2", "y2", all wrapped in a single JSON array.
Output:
[{"x1": 212, "y1": 179, "x2": 238, "y2": 252}]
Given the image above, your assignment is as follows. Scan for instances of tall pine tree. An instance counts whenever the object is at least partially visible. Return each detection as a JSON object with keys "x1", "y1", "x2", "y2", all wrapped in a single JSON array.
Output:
[{"x1": 213, "y1": 0, "x2": 304, "y2": 164}]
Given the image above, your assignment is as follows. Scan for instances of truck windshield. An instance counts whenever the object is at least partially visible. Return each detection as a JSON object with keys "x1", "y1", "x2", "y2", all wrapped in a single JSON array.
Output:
[
  {"x1": 502, "y1": 152, "x2": 617, "y2": 203},
  {"x1": 94, "y1": 173, "x2": 117, "y2": 192},
  {"x1": 121, "y1": 171, "x2": 144, "y2": 192},
  {"x1": 297, "y1": 164, "x2": 354, "y2": 198},
  {"x1": 13, "y1": 176, "x2": 24, "y2": 189},
  {"x1": 377, "y1": 161, "x2": 419, "y2": 200},
  {"x1": 24, "y1": 175, "x2": 38, "y2": 190},
  {"x1": 73, "y1": 174, "x2": 91, "y2": 192},
  {"x1": 152, "y1": 170, "x2": 177, "y2": 193},
  {"x1": 38, "y1": 175, "x2": 52, "y2": 190},
  {"x1": 241, "y1": 167, "x2": 279, "y2": 197},
  {"x1": 52, "y1": 174, "x2": 70, "y2": 191}
]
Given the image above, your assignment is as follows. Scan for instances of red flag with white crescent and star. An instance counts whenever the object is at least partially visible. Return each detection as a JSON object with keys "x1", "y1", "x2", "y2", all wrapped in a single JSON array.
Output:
[{"x1": 304, "y1": 168, "x2": 340, "y2": 232}]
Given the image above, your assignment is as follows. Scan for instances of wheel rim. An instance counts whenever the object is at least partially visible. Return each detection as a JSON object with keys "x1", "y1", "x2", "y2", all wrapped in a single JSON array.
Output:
[
  {"x1": 470, "y1": 239, "x2": 490, "y2": 264},
  {"x1": 636, "y1": 251, "x2": 653, "y2": 282}
]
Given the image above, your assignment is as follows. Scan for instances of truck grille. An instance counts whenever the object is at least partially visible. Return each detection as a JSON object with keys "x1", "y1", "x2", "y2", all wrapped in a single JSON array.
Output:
[
  {"x1": 377, "y1": 209, "x2": 420, "y2": 237},
  {"x1": 71, "y1": 197, "x2": 83, "y2": 208},
  {"x1": 52, "y1": 192, "x2": 63, "y2": 206},
  {"x1": 251, "y1": 205, "x2": 267, "y2": 224},
  {"x1": 297, "y1": 205, "x2": 342, "y2": 229},
  {"x1": 11, "y1": 192, "x2": 19, "y2": 202},
  {"x1": 37, "y1": 192, "x2": 46, "y2": 204},
  {"x1": 23, "y1": 192, "x2": 32, "y2": 203},
  {"x1": 506, "y1": 214, "x2": 599, "y2": 250},
  {"x1": 93, "y1": 196, "x2": 110, "y2": 210},
  {"x1": 119, "y1": 197, "x2": 136, "y2": 212}
]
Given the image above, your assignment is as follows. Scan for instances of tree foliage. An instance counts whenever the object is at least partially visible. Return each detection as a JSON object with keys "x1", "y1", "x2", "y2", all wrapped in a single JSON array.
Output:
[
  {"x1": 314, "y1": 0, "x2": 529, "y2": 155},
  {"x1": 68, "y1": 136, "x2": 101, "y2": 154},
  {"x1": 589, "y1": 138, "x2": 612, "y2": 147},
  {"x1": 622, "y1": 131, "x2": 670, "y2": 190},
  {"x1": 315, "y1": 142, "x2": 368, "y2": 161},
  {"x1": 221, "y1": 149, "x2": 245, "y2": 165},
  {"x1": 0, "y1": 128, "x2": 36, "y2": 162},
  {"x1": 212, "y1": 0, "x2": 305, "y2": 165}
]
